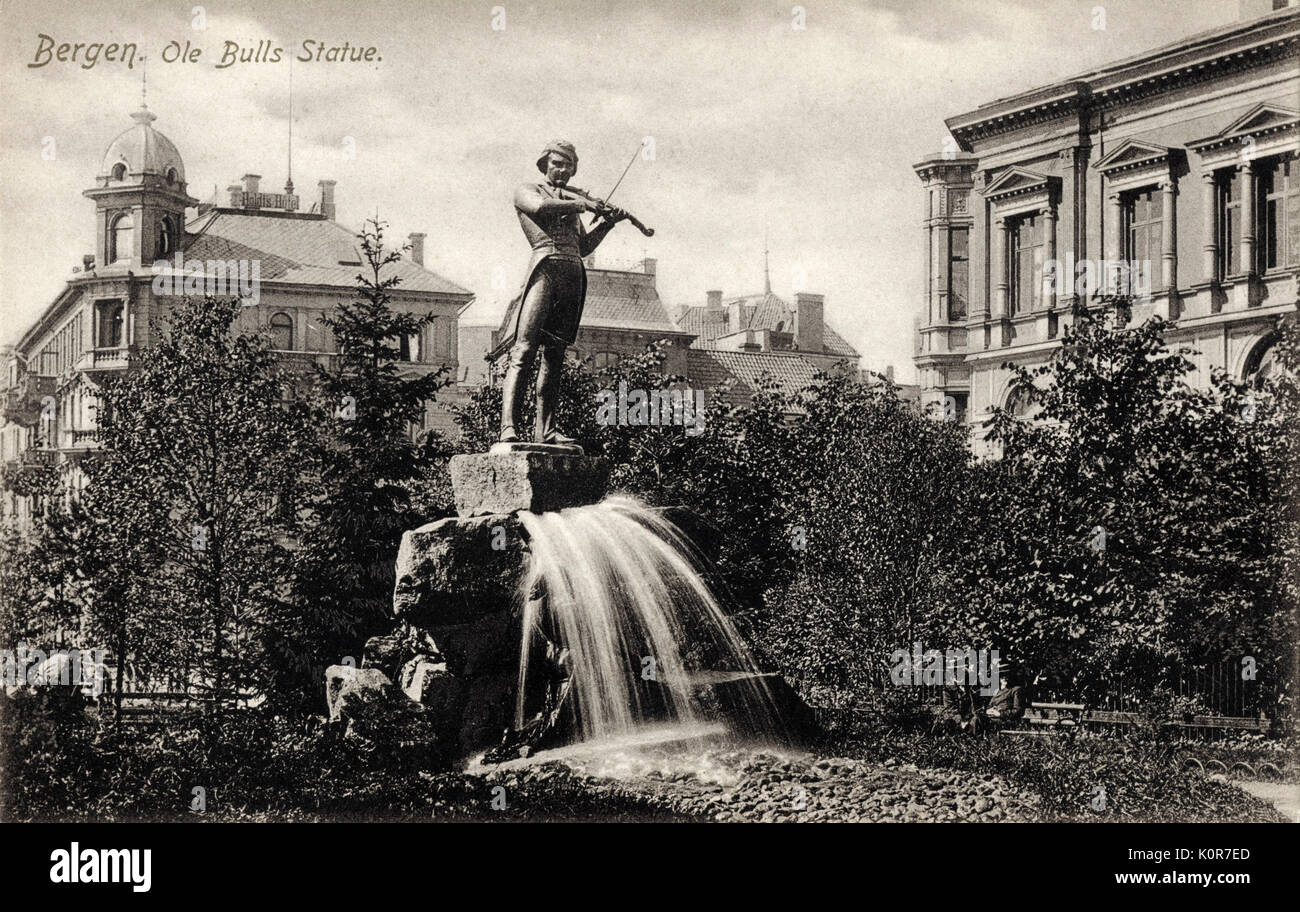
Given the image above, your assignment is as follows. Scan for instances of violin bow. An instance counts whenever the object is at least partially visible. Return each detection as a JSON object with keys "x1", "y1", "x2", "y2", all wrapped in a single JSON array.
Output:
[{"x1": 602, "y1": 144, "x2": 642, "y2": 207}]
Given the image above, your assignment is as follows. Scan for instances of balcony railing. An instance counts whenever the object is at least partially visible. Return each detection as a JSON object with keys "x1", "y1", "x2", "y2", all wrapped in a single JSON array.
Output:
[
  {"x1": 76, "y1": 347, "x2": 132, "y2": 373},
  {"x1": 272, "y1": 350, "x2": 339, "y2": 371},
  {"x1": 1, "y1": 373, "x2": 56, "y2": 425}
]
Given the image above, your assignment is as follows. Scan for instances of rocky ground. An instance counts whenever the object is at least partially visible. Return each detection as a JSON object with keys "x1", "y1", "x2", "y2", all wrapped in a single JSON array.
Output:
[{"x1": 475, "y1": 746, "x2": 1041, "y2": 822}]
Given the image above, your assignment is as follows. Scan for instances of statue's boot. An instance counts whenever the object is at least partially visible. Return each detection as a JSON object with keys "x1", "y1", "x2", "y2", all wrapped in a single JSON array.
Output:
[
  {"x1": 536, "y1": 345, "x2": 577, "y2": 445},
  {"x1": 499, "y1": 343, "x2": 536, "y2": 442}
]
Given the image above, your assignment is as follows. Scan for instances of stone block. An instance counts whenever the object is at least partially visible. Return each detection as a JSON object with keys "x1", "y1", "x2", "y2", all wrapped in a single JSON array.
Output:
[
  {"x1": 449, "y1": 451, "x2": 610, "y2": 517},
  {"x1": 362, "y1": 632, "x2": 410, "y2": 681},
  {"x1": 325, "y1": 665, "x2": 394, "y2": 722},
  {"x1": 392, "y1": 514, "x2": 528, "y2": 626}
]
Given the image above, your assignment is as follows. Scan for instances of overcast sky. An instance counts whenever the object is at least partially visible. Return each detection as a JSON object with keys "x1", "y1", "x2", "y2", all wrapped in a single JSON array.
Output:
[{"x1": 0, "y1": 0, "x2": 1244, "y2": 379}]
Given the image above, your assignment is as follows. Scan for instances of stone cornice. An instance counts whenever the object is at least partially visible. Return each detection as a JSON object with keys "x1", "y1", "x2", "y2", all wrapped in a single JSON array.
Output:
[
  {"x1": 1187, "y1": 102, "x2": 1300, "y2": 157},
  {"x1": 945, "y1": 9, "x2": 1299, "y2": 149},
  {"x1": 983, "y1": 167, "x2": 1061, "y2": 205},
  {"x1": 1094, "y1": 138, "x2": 1178, "y2": 176}
]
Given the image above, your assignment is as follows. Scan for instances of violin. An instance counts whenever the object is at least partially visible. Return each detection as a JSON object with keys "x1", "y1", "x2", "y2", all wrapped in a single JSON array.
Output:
[{"x1": 553, "y1": 184, "x2": 655, "y2": 237}]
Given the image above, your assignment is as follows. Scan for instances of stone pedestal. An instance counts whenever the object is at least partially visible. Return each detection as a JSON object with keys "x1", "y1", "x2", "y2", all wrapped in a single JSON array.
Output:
[{"x1": 449, "y1": 450, "x2": 610, "y2": 517}]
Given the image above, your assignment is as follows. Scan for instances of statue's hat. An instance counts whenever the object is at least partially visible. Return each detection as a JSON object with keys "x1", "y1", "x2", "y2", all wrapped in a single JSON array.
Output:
[{"x1": 537, "y1": 140, "x2": 578, "y2": 175}]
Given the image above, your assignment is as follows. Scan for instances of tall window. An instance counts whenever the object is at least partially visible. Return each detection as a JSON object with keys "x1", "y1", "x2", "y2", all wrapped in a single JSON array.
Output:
[
  {"x1": 110, "y1": 214, "x2": 133, "y2": 263},
  {"x1": 1219, "y1": 169, "x2": 1242, "y2": 279},
  {"x1": 1260, "y1": 156, "x2": 1299, "y2": 272},
  {"x1": 1124, "y1": 188, "x2": 1162, "y2": 294},
  {"x1": 269, "y1": 313, "x2": 294, "y2": 351},
  {"x1": 398, "y1": 331, "x2": 421, "y2": 362},
  {"x1": 948, "y1": 228, "x2": 969, "y2": 322},
  {"x1": 155, "y1": 217, "x2": 174, "y2": 259},
  {"x1": 1010, "y1": 214, "x2": 1044, "y2": 315},
  {"x1": 96, "y1": 300, "x2": 123, "y2": 349}
]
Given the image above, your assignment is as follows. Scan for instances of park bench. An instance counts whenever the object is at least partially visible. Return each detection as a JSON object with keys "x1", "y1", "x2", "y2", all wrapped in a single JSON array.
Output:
[{"x1": 1025, "y1": 702, "x2": 1085, "y2": 729}]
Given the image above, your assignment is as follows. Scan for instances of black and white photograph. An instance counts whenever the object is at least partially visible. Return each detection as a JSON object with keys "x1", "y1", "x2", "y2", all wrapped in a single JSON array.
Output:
[{"x1": 0, "y1": 0, "x2": 1295, "y2": 887}]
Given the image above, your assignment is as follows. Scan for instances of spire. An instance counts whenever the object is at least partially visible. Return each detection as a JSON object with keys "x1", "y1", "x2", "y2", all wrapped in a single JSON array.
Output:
[
  {"x1": 285, "y1": 55, "x2": 294, "y2": 197},
  {"x1": 763, "y1": 225, "x2": 771, "y2": 295},
  {"x1": 132, "y1": 58, "x2": 156, "y2": 124}
]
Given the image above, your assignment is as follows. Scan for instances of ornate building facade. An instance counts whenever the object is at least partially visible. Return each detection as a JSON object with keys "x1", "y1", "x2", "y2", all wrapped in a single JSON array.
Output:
[
  {"x1": 915, "y1": 3, "x2": 1299, "y2": 449},
  {"x1": 1, "y1": 104, "x2": 473, "y2": 526}
]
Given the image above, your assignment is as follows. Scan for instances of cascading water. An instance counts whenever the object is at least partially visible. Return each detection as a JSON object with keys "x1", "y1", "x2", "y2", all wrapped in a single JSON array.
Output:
[{"x1": 513, "y1": 495, "x2": 778, "y2": 745}]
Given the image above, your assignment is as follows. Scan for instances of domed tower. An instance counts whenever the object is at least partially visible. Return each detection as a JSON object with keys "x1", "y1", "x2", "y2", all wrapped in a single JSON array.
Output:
[{"x1": 83, "y1": 105, "x2": 198, "y2": 270}]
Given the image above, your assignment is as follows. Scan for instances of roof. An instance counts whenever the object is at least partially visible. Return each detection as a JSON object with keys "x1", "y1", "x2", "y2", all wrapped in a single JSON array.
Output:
[
  {"x1": 945, "y1": 6, "x2": 1299, "y2": 146},
  {"x1": 181, "y1": 209, "x2": 472, "y2": 296},
  {"x1": 687, "y1": 348, "x2": 824, "y2": 407},
  {"x1": 583, "y1": 268, "x2": 683, "y2": 334},
  {"x1": 101, "y1": 107, "x2": 186, "y2": 182},
  {"x1": 494, "y1": 264, "x2": 686, "y2": 342},
  {"x1": 675, "y1": 292, "x2": 860, "y2": 359}
]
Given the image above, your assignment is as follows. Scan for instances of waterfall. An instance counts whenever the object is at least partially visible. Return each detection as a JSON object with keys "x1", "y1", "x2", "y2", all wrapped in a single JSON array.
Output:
[{"x1": 514, "y1": 495, "x2": 776, "y2": 744}]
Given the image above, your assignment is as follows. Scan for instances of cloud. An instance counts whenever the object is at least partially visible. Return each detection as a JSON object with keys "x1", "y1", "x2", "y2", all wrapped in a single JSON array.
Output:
[{"x1": 1, "y1": 0, "x2": 1240, "y2": 381}]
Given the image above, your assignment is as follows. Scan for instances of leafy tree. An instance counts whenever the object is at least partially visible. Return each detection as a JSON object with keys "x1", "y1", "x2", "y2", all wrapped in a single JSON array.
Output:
[
  {"x1": 947, "y1": 305, "x2": 1296, "y2": 712},
  {"x1": 85, "y1": 294, "x2": 313, "y2": 716},
  {"x1": 740, "y1": 372, "x2": 972, "y2": 700}
]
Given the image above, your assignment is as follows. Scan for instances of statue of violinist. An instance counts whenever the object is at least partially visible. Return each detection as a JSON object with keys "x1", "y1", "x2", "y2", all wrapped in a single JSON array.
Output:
[{"x1": 496, "y1": 140, "x2": 638, "y2": 449}]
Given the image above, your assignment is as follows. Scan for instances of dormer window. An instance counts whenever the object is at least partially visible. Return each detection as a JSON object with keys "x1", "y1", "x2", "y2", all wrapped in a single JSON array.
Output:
[
  {"x1": 166, "y1": 167, "x2": 178, "y2": 184},
  {"x1": 110, "y1": 162, "x2": 127, "y2": 181},
  {"x1": 110, "y1": 213, "x2": 133, "y2": 263}
]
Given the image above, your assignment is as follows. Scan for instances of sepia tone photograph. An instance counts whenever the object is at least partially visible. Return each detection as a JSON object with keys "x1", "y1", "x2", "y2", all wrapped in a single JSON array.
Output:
[{"x1": 0, "y1": 0, "x2": 1296, "y2": 885}]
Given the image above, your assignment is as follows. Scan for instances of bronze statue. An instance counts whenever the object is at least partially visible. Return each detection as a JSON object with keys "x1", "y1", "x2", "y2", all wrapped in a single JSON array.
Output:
[{"x1": 496, "y1": 141, "x2": 635, "y2": 450}]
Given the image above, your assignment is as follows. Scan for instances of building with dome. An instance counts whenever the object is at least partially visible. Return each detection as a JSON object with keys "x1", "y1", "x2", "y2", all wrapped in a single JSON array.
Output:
[{"x1": 1, "y1": 104, "x2": 473, "y2": 526}]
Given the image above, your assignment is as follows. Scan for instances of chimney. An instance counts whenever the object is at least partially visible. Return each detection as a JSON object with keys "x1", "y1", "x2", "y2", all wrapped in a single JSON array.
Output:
[
  {"x1": 227, "y1": 184, "x2": 243, "y2": 207},
  {"x1": 886, "y1": 364, "x2": 895, "y2": 382},
  {"x1": 794, "y1": 292, "x2": 825, "y2": 353},
  {"x1": 706, "y1": 289, "x2": 722, "y2": 309},
  {"x1": 241, "y1": 174, "x2": 262, "y2": 209},
  {"x1": 318, "y1": 180, "x2": 337, "y2": 220},
  {"x1": 408, "y1": 232, "x2": 426, "y2": 267},
  {"x1": 727, "y1": 300, "x2": 744, "y2": 332},
  {"x1": 641, "y1": 257, "x2": 657, "y2": 276}
]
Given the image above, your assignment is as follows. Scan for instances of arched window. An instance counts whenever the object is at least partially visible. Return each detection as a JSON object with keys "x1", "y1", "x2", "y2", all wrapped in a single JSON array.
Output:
[
  {"x1": 1004, "y1": 384, "x2": 1035, "y2": 420},
  {"x1": 155, "y1": 217, "x2": 174, "y2": 259},
  {"x1": 110, "y1": 162, "x2": 127, "y2": 181},
  {"x1": 269, "y1": 313, "x2": 294, "y2": 351},
  {"x1": 166, "y1": 167, "x2": 178, "y2": 184},
  {"x1": 110, "y1": 214, "x2": 133, "y2": 263},
  {"x1": 1244, "y1": 336, "x2": 1279, "y2": 388}
]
